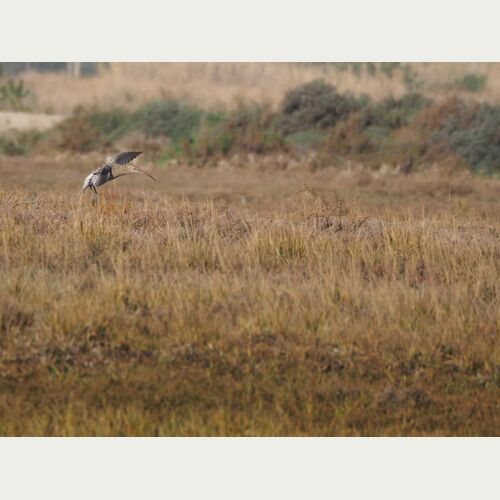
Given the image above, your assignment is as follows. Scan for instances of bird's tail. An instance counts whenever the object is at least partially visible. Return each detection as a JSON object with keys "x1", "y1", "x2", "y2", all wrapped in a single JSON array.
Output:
[{"x1": 79, "y1": 183, "x2": 91, "y2": 199}]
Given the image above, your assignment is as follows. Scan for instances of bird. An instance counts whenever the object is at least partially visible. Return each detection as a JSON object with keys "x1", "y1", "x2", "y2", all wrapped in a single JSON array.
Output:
[{"x1": 79, "y1": 151, "x2": 156, "y2": 199}]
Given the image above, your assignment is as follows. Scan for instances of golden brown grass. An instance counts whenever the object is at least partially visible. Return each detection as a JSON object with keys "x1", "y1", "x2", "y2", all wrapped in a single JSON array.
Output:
[
  {"x1": 22, "y1": 62, "x2": 500, "y2": 115},
  {"x1": 24, "y1": 63, "x2": 403, "y2": 113},
  {"x1": 0, "y1": 154, "x2": 499, "y2": 436}
]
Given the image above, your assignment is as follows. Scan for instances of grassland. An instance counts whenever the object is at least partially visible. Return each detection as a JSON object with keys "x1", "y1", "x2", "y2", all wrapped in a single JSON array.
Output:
[
  {"x1": 0, "y1": 155, "x2": 499, "y2": 435},
  {"x1": 1, "y1": 63, "x2": 499, "y2": 435},
  {"x1": 19, "y1": 62, "x2": 500, "y2": 115}
]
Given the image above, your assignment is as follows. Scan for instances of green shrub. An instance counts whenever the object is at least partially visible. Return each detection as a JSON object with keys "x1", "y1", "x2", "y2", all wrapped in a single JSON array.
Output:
[
  {"x1": 0, "y1": 79, "x2": 30, "y2": 111},
  {"x1": 277, "y1": 80, "x2": 361, "y2": 134},
  {"x1": 130, "y1": 100, "x2": 202, "y2": 140},
  {"x1": 454, "y1": 73, "x2": 487, "y2": 93},
  {"x1": 220, "y1": 102, "x2": 281, "y2": 153},
  {"x1": 0, "y1": 135, "x2": 23, "y2": 155},
  {"x1": 430, "y1": 102, "x2": 500, "y2": 174},
  {"x1": 55, "y1": 107, "x2": 110, "y2": 153},
  {"x1": 89, "y1": 108, "x2": 132, "y2": 139},
  {"x1": 24, "y1": 86, "x2": 500, "y2": 176},
  {"x1": 0, "y1": 130, "x2": 42, "y2": 155},
  {"x1": 191, "y1": 102, "x2": 285, "y2": 159},
  {"x1": 52, "y1": 107, "x2": 135, "y2": 153},
  {"x1": 319, "y1": 93, "x2": 431, "y2": 163},
  {"x1": 321, "y1": 113, "x2": 378, "y2": 159},
  {"x1": 193, "y1": 122, "x2": 233, "y2": 159},
  {"x1": 360, "y1": 93, "x2": 431, "y2": 131}
]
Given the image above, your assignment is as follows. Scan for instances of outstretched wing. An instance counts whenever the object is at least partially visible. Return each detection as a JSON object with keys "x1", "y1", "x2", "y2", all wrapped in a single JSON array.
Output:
[{"x1": 111, "y1": 151, "x2": 142, "y2": 166}]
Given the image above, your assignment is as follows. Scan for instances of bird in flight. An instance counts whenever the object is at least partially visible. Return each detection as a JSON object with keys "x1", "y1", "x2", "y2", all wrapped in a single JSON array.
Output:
[{"x1": 80, "y1": 151, "x2": 156, "y2": 198}]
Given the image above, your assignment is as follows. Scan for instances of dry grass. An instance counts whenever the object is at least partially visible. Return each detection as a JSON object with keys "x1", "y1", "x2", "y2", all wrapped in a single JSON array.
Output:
[
  {"x1": 20, "y1": 62, "x2": 500, "y2": 116},
  {"x1": 0, "y1": 154, "x2": 499, "y2": 435},
  {"x1": 24, "y1": 63, "x2": 404, "y2": 113}
]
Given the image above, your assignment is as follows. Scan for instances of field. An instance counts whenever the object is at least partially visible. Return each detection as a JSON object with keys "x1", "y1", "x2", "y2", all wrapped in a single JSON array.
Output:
[
  {"x1": 0, "y1": 62, "x2": 499, "y2": 435},
  {"x1": 17, "y1": 62, "x2": 500, "y2": 113},
  {"x1": 0, "y1": 153, "x2": 499, "y2": 436}
]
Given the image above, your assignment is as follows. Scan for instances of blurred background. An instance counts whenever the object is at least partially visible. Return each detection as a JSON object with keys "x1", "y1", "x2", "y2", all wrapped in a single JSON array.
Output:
[
  {"x1": 1, "y1": 62, "x2": 500, "y2": 193},
  {"x1": 2, "y1": 62, "x2": 498, "y2": 112}
]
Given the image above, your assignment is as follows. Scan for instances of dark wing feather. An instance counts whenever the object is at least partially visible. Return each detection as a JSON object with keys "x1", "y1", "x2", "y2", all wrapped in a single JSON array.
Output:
[
  {"x1": 112, "y1": 151, "x2": 142, "y2": 166},
  {"x1": 91, "y1": 165, "x2": 108, "y2": 175},
  {"x1": 93, "y1": 169, "x2": 113, "y2": 187}
]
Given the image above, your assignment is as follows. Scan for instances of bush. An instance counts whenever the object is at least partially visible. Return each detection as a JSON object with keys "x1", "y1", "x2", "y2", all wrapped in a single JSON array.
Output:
[
  {"x1": 454, "y1": 73, "x2": 487, "y2": 93},
  {"x1": 50, "y1": 107, "x2": 134, "y2": 153},
  {"x1": 20, "y1": 85, "x2": 500, "y2": 176},
  {"x1": 0, "y1": 79, "x2": 30, "y2": 111},
  {"x1": 321, "y1": 113, "x2": 376, "y2": 158},
  {"x1": 89, "y1": 108, "x2": 132, "y2": 139},
  {"x1": 191, "y1": 102, "x2": 285, "y2": 159},
  {"x1": 430, "y1": 102, "x2": 500, "y2": 174},
  {"x1": 413, "y1": 97, "x2": 465, "y2": 133},
  {"x1": 0, "y1": 130, "x2": 42, "y2": 155},
  {"x1": 130, "y1": 100, "x2": 202, "y2": 140},
  {"x1": 360, "y1": 93, "x2": 431, "y2": 131},
  {"x1": 320, "y1": 93, "x2": 432, "y2": 163},
  {"x1": 193, "y1": 119, "x2": 233, "y2": 159},
  {"x1": 0, "y1": 135, "x2": 22, "y2": 155},
  {"x1": 55, "y1": 107, "x2": 111, "y2": 153},
  {"x1": 277, "y1": 80, "x2": 361, "y2": 134}
]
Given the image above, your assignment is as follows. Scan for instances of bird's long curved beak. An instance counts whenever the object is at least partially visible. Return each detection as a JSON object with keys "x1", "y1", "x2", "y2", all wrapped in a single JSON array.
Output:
[{"x1": 134, "y1": 167, "x2": 157, "y2": 181}]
